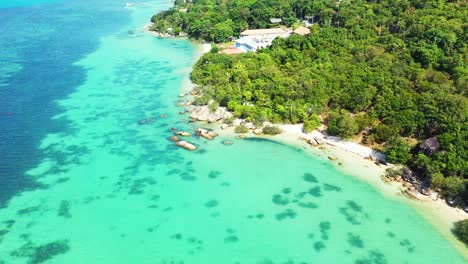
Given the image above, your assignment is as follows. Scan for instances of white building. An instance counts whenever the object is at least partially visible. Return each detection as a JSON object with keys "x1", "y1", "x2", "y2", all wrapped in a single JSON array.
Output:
[{"x1": 235, "y1": 28, "x2": 290, "y2": 52}]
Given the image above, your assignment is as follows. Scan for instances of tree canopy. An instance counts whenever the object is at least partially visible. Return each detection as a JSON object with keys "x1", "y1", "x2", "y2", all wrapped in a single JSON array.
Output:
[{"x1": 153, "y1": 1, "x2": 468, "y2": 207}]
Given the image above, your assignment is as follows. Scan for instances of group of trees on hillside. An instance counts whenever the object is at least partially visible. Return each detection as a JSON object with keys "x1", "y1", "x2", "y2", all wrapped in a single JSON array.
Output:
[
  {"x1": 187, "y1": 0, "x2": 467, "y2": 207},
  {"x1": 151, "y1": 0, "x2": 350, "y2": 42},
  {"x1": 152, "y1": 0, "x2": 467, "y2": 243}
]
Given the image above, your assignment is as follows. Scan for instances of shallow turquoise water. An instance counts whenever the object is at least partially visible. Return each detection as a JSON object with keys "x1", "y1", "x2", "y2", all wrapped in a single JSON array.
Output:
[{"x1": 0, "y1": 1, "x2": 466, "y2": 263}]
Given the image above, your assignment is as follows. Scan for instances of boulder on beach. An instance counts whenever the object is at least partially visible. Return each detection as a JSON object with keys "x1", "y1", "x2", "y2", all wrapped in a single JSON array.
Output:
[
  {"x1": 253, "y1": 128, "x2": 262, "y2": 135},
  {"x1": 176, "y1": 140, "x2": 197, "y2": 151},
  {"x1": 307, "y1": 138, "x2": 318, "y2": 146},
  {"x1": 403, "y1": 188, "x2": 420, "y2": 200},
  {"x1": 189, "y1": 105, "x2": 233, "y2": 123},
  {"x1": 220, "y1": 124, "x2": 228, "y2": 130},
  {"x1": 196, "y1": 128, "x2": 218, "y2": 140}
]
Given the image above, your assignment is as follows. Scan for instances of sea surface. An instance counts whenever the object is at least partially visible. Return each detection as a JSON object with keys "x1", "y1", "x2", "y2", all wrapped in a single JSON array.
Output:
[{"x1": 0, "y1": 0, "x2": 466, "y2": 263}]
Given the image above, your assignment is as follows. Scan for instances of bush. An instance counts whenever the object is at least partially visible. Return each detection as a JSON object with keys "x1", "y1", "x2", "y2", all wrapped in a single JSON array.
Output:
[
  {"x1": 262, "y1": 125, "x2": 282, "y2": 135},
  {"x1": 430, "y1": 172, "x2": 445, "y2": 190},
  {"x1": 208, "y1": 100, "x2": 219, "y2": 113},
  {"x1": 234, "y1": 123, "x2": 249, "y2": 134},
  {"x1": 224, "y1": 116, "x2": 235, "y2": 126},
  {"x1": 210, "y1": 44, "x2": 220, "y2": 53},
  {"x1": 194, "y1": 94, "x2": 211, "y2": 106},
  {"x1": 303, "y1": 115, "x2": 321, "y2": 133},
  {"x1": 327, "y1": 110, "x2": 359, "y2": 138},
  {"x1": 452, "y1": 220, "x2": 468, "y2": 246},
  {"x1": 384, "y1": 137, "x2": 412, "y2": 164},
  {"x1": 443, "y1": 176, "x2": 465, "y2": 200},
  {"x1": 355, "y1": 114, "x2": 373, "y2": 131},
  {"x1": 373, "y1": 124, "x2": 399, "y2": 143}
]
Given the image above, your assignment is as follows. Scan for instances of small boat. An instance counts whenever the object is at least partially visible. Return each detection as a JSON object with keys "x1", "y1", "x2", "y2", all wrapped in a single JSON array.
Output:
[{"x1": 125, "y1": 3, "x2": 134, "y2": 7}]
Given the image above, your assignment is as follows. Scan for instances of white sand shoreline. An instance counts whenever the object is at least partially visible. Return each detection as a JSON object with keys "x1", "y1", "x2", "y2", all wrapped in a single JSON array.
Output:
[
  {"x1": 211, "y1": 122, "x2": 468, "y2": 257},
  {"x1": 178, "y1": 42, "x2": 468, "y2": 258}
]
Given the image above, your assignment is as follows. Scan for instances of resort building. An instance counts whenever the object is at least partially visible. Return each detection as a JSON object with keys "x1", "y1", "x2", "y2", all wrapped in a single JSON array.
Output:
[{"x1": 235, "y1": 28, "x2": 289, "y2": 52}]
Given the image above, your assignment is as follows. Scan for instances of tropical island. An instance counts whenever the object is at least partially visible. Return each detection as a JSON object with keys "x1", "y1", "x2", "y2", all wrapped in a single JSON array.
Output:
[{"x1": 150, "y1": 0, "x2": 467, "y2": 245}]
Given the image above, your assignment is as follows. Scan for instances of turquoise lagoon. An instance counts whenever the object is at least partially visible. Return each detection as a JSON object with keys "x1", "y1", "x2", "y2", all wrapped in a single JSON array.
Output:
[{"x1": 0, "y1": 0, "x2": 466, "y2": 263}]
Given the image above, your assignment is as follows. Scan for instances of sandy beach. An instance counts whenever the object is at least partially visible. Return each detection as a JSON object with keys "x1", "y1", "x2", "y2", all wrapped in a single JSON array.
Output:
[
  {"x1": 208, "y1": 121, "x2": 468, "y2": 255},
  {"x1": 172, "y1": 41, "x2": 468, "y2": 256}
]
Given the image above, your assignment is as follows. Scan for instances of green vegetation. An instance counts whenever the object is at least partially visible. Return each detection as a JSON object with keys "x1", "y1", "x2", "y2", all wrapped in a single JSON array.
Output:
[
  {"x1": 152, "y1": 0, "x2": 467, "y2": 214},
  {"x1": 384, "y1": 137, "x2": 412, "y2": 164},
  {"x1": 183, "y1": 0, "x2": 467, "y2": 205},
  {"x1": 150, "y1": 0, "x2": 307, "y2": 42},
  {"x1": 303, "y1": 115, "x2": 321, "y2": 133},
  {"x1": 327, "y1": 110, "x2": 359, "y2": 139},
  {"x1": 452, "y1": 219, "x2": 468, "y2": 246},
  {"x1": 262, "y1": 125, "x2": 282, "y2": 135},
  {"x1": 234, "y1": 123, "x2": 249, "y2": 133},
  {"x1": 208, "y1": 100, "x2": 219, "y2": 113}
]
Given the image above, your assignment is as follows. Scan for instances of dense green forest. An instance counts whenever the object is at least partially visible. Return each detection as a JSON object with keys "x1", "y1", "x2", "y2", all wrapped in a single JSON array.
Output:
[
  {"x1": 153, "y1": 1, "x2": 467, "y2": 215},
  {"x1": 187, "y1": 0, "x2": 467, "y2": 207},
  {"x1": 150, "y1": 0, "x2": 339, "y2": 42}
]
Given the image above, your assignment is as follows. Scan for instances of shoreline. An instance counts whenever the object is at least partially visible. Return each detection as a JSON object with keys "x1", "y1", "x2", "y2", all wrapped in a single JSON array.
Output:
[
  {"x1": 209, "y1": 122, "x2": 468, "y2": 257},
  {"x1": 166, "y1": 36, "x2": 468, "y2": 257}
]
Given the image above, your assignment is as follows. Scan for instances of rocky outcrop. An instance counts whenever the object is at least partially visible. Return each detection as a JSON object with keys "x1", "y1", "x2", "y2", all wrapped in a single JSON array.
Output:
[
  {"x1": 176, "y1": 140, "x2": 197, "y2": 151},
  {"x1": 189, "y1": 105, "x2": 233, "y2": 123},
  {"x1": 196, "y1": 128, "x2": 218, "y2": 140},
  {"x1": 419, "y1": 137, "x2": 440, "y2": 156},
  {"x1": 175, "y1": 131, "x2": 190, "y2": 137}
]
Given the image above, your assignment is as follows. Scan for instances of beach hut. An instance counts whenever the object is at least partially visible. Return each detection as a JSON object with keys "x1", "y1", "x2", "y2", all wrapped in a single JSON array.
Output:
[{"x1": 294, "y1": 26, "x2": 311, "y2": 36}]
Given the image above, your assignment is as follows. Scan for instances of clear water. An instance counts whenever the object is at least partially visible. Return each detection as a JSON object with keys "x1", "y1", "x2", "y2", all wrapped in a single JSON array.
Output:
[{"x1": 0, "y1": 0, "x2": 466, "y2": 263}]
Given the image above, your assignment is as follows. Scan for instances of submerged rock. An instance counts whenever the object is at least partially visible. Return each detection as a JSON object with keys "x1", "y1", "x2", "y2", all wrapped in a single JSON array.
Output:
[
  {"x1": 196, "y1": 128, "x2": 218, "y2": 140},
  {"x1": 176, "y1": 140, "x2": 197, "y2": 151},
  {"x1": 222, "y1": 140, "x2": 233, "y2": 146},
  {"x1": 175, "y1": 131, "x2": 190, "y2": 137}
]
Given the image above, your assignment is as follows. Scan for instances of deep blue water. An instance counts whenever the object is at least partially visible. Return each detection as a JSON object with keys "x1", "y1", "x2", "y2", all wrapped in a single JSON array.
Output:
[{"x1": 0, "y1": 0, "x2": 130, "y2": 206}]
